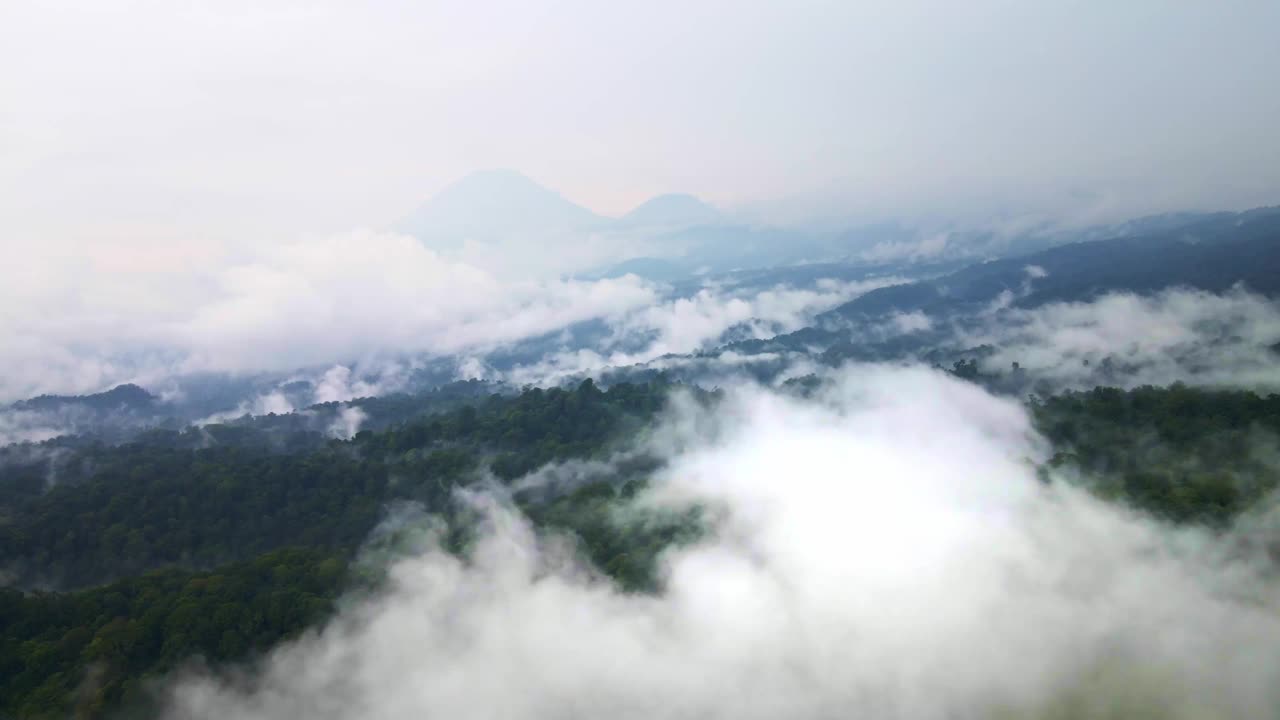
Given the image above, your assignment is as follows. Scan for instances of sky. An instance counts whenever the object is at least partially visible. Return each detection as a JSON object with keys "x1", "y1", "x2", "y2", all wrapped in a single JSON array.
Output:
[
  {"x1": 2, "y1": 0, "x2": 1279, "y2": 402},
  {"x1": 3, "y1": 0, "x2": 1279, "y2": 249}
]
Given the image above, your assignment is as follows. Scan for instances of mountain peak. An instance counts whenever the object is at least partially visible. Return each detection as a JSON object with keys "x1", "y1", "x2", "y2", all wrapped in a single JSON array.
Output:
[
  {"x1": 14, "y1": 383, "x2": 157, "y2": 412},
  {"x1": 399, "y1": 170, "x2": 606, "y2": 247},
  {"x1": 444, "y1": 169, "x2": 552, "y2": 194},
  {"x1": 621, "y1": 193, "x2": 722, "y2": 228}
]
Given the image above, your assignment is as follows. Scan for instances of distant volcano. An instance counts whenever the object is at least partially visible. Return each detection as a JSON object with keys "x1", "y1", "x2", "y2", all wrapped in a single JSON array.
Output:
[
  {"x1": 398, "y1": 169, "x2": 608, "y2": 248},
  {"x1": 619, "y1": 193, "x2": 723, "y2": 229}
]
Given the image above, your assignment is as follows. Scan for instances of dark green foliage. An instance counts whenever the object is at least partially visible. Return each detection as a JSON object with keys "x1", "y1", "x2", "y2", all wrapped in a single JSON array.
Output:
[
  {"x1": 237, "y1": 378, "x2": 509, "y2": 442},
  {"x1": 0, "y1": 381, "x2": 672, "y2": 589},
  {"x1": 0, "y1": 380, "x2": 700, "y2": 717},
  {"x1": 948, "y1": 358, "x2": 983, "y2": 381},
  {"x1": 0, "y1": 444, "x2": 388, "y2": 587},
  {"x1": 1033, "y1": 384, "x2": 1280, "y2": 525},
  {"x1": 0, "y1": 479, "x2": 705, "y2": 718},
  {"x1": 0, "y1": 547, "x2": 345, "y2": 719},
  {"x1": 525, "y1": 479, "x2": 704, "y2": 593},
  {"x1": 12, "y1": 384, "x2": 157, "y2": 413},
  {"x1": 8, "y1": 376, "x2": 1274, "y2": 717}
]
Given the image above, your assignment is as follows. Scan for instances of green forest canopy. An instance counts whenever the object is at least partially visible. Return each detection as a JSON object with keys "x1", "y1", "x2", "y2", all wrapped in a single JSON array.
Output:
[{"x1": 2, "y1": 379, "x2": 1278, "y2": 718}]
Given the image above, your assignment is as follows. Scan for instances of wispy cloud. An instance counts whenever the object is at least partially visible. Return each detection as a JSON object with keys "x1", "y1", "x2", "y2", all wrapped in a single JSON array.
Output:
[{"x1": 502, "y1": 277, "x2": 903, "y2": 385}]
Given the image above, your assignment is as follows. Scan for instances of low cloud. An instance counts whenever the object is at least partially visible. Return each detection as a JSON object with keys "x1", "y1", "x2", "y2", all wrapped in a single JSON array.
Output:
[
  {"x1": 312, "y1": 365, "x2": 391, "y2": 404},
  {"x1": 965, "y1": 287, "x2": 1280, "y2": 391},
  {"x1": 888, "y1": 310, "x2": 933, "y2": 334},
  {"x1": 0, "y1": 232, "x2": 656, "y2": 403},
  {"x1": 0, "y1": 409, "x2": 73, "y2": 446},
  {"x1": 504, "y1": 277, "x2": 903, "y2": 386},
  {"x1": 164, "y1": 366, "x2": 1280, "y2": 719},
  {"x1": 178, "y1": 233, "x2": 655, "y2": 375},
  {"x1": 197, "y1": 391, "x2": 296, "y2": 426},
  {"x1": 859, "y1": 231, "x2": 951, "y2": 263},
  {"x1": 328, "y1": 406, "x2": 368, "y2": 440}
]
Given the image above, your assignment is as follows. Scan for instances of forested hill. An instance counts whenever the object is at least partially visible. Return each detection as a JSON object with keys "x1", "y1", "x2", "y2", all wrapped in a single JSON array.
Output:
[
  {"x1": 0, "y1": 379, "x2": 672, "y2": 591},
  {"x1": 0, "y1": 379, "x2": 705, "y2": 718},
  {"x1": 823, "y1": 207, "x2": 1280, "y2": 320},
  {"x1": 2, "y1": 379, "x2": 1279, "y2": 718},
  {"x1": 1032, "y1": 384, "x2": 1280, "y2": 526},
  {"x1": 11, "y1": 385, "x2": 157, "y2": 414}
]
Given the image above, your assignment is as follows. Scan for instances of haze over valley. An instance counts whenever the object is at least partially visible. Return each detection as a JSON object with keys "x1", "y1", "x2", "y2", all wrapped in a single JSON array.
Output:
[{"x1": 3, "y1": 1, "x2": 1280, "y2": 718}]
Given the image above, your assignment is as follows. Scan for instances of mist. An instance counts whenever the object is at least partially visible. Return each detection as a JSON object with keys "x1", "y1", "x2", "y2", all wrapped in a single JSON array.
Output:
[
  {"x1": 6, "y1": 1, "x2": 1280, "y2": 716},
  {"x1": 0, "y1": 231, "x2": 657, "y2": 403},
  {"x1": 967, "y1": 287, "x2": 1280, "y2": 392},
  {"x1": 5, "y1": 1, "x2": 1280, "y2": 406},
  {"x1": 501, "y1": 276, "x2": 905, "y2": 387},
  {"x1": 162, "y1": 367, "x2": 1280, "y2": 719},
  {"x1": 5, "y1": 0, "x2": 1279, "y2": 241}
]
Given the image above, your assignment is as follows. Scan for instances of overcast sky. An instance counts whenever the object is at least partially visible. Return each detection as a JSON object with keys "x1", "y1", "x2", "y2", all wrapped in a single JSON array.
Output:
[
  {"x1": 3, "y1": 0, "x2": 1278, "y2": 249},
  {"x1": 2, "y1": 0, "x2": 1279, "y2": 401}
]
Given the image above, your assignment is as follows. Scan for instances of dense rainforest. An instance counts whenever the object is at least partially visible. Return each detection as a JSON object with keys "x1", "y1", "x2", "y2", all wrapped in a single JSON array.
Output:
[
  {"x1": 0, "y1": 380, "x2": 690, "y2": 718},
  {"x1": 2, "y1": 378, "x2": 1278, "y2": 718},
  {"x1": 1032, "y1": 384, "x2": 1280, "y2": 525},
  {"x1": 0, "y1": 379, "x2": 670, "y2": 589}
]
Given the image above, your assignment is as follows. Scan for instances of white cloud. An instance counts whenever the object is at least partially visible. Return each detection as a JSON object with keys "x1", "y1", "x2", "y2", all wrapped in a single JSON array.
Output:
[
  {"x1": 0, "y1": 410, "x2": 71, "y2": 446},
  {"x1": 328, "y1": 406, "x2": 368, "y2": 440},
  {"x1": 178, "y1": 232, "x2": 656, "y2": 374},
  {"x1": 504, "y1": 277, "x2": 903, "y2": 385},
  {"x1": 197, "y1": 391, "x2": 296, "y2": 426},
  {"x1": 0, "y1": 231, "x2": 657, "y2": 403},
  {"x1": 859, "y1": 232, "x2": 951, "y2": 263},
  {"x1": 163, "y1": 366, "x2": 1280, "y2": 719},
  {"x1": 312, "y1": 365, "x2": 393, "y2": 404},
  {"x1": 889, "y1": 310, "x2": 932, "y2": 334},
  {"x1": 965, "y1": 287, "x2": 1280, "y2": 391}
]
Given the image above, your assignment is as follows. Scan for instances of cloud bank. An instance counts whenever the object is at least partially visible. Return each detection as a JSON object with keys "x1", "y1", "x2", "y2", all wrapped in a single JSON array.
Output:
[
  {"x1": 164, "y1": 366, "x2": 1280, "y2": 719},
  {"x1": 0, "y1": 232, "x2": 656, "y2": 404},
  {"x1": 967, "y1": 288, "x2": 1280, "y2": 391}
]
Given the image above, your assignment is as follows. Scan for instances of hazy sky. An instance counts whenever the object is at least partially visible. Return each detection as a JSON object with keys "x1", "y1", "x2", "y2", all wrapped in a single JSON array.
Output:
[{"x1": 3, "y1": 0, "x2": 1279, "y2": 250}]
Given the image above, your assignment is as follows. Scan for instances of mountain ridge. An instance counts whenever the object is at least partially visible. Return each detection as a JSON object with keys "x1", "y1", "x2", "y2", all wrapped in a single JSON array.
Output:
[{"x1": 398, "y1": 169, "x2": 609, "y2": 247}]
